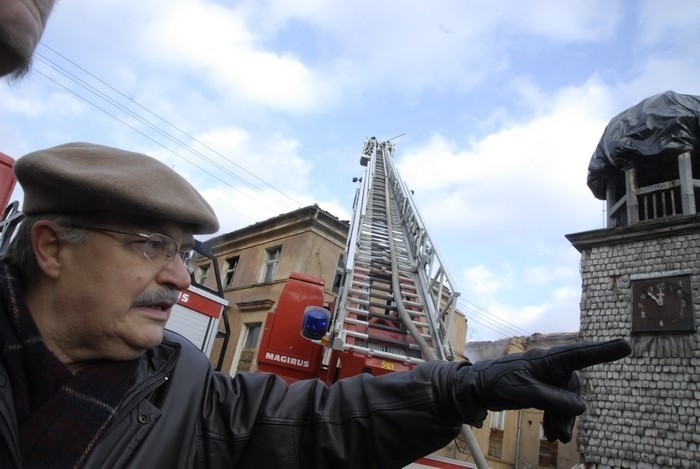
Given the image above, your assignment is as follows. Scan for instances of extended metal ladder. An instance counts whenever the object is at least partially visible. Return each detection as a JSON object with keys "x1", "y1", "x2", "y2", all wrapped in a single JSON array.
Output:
[
  {"x1": 330, "y1": 138, "x2": 488, "y2": 469},
  {"x1": 330, "y1": 138, "x2": 458, "y2": 364},
  {"x1": 332, "y1": 139, "x2": 454, "y2": 363}
]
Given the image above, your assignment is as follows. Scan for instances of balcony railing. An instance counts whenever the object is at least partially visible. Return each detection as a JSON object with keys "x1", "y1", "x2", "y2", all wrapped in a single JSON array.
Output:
[{"x1": 606, "y1": 152, "x2": 699, "y2": 227}]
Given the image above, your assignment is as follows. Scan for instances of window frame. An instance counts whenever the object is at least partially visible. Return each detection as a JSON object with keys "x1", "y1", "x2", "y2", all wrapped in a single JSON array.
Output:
[
  {"x1": 243, "y1": 322, "x2": 263, "y2": 349},
  {"x1": 196, "y1": 264, "x2": 209, "y2": 285},
  {"x1": 223, "y1": 256, "x2": 240, "y2": 289},
  {"x1": 260, "y1": 246, "x2": 282, "y2": 283}
]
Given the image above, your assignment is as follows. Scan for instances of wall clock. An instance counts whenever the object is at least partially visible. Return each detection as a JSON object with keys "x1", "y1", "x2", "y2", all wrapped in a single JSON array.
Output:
[{"x1": 631, "y1": 275, "x2": 695, "y2": 334}]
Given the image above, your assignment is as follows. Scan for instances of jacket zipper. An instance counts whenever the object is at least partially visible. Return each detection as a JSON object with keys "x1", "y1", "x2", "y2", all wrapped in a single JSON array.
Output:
[{"x1": 109, "y1": 344, "x2": 181, "y2": 427}]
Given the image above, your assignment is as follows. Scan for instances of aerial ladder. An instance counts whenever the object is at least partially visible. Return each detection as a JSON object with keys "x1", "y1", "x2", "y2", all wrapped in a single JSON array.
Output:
[
  {"x1": 332, "y1": 138, "x2": 487, "y2": 468},
  {"x1": 259, "y1": 138, "x2": 488, "y2": 468},
  {"x1": 330, "y1": 137, "x2": 457, "y2": 370}
]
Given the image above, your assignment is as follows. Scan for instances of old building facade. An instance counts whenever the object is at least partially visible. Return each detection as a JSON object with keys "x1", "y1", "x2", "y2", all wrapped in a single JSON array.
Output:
[{"x1": 196, "y1": 205, "x2": 349, "y2": 375}]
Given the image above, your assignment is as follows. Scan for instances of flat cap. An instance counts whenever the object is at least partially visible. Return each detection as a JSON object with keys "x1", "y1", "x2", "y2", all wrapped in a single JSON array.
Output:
[{"x1": 14, "y1": 142, "x2": 220, "y2": 234}]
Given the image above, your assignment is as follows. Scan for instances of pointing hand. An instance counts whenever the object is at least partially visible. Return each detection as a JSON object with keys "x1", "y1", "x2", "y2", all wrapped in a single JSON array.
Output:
[{"x1": 455, "y1": 339, "x2": 631, "y2": 442}]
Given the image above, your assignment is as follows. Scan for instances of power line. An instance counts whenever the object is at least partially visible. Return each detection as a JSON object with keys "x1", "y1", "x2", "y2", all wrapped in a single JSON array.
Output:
[
  {"x1": 40, "y1": 43, "x2": 304, "y2": 209},
  {"x1": 457, "y1": 298, "x2": 559, "y2": 347},
  {"x1": 33, "y1": 44, "x2": 305, "y2": 214},
  {"x1": 460, "y1": 299, "x2": 533, "y2": 336},
  {"x1": 32, "y1": 66, "x2": 286, "y2": 215}
]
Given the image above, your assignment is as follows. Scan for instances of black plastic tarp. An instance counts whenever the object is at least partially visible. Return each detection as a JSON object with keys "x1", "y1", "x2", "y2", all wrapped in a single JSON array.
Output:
[{"x1": 587, "y1": 90, "x2": 700, "y2": 200}]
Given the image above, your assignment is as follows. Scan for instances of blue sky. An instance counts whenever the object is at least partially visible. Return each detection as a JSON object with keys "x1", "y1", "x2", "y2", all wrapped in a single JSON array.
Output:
[{"x1": 2, "y1": 0, "x2": 700, "y2": 341}]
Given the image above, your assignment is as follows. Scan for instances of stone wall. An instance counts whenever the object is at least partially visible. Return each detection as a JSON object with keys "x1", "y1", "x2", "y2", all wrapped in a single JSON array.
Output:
[{"x1": 570, "y1": 222, "x2": 700, "y2": 468}]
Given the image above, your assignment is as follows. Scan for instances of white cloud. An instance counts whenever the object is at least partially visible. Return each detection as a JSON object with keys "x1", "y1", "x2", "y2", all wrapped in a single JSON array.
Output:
[
  {"x1": 198, "y1": 186, "x2": 295, "y2": 236},
  {"x1": 0, "y1": 74, "x2": 87, "y2": 119},
  {"x1": 138, "y1": 126, "x2": 351, "y2": 237},
  {"x1": 499, "y1": 1, "x2": 621, "y2": 41},
  {"x1": 197, "y1": 185, "x2": 350, "y2": 239},
  {"x1": 188, "y1": 127, "x2": 310, "y2": 190},
  {"x1": 638, "y1": 0, "x2": 700, "y2": 47},
  {"x1": 463, "y1": 264, "x2": 508, "y2": 297},
  {"x1": 620, "y1": 57, "x2": 700, "y2": 104},
  {"x1": 465, "y1": 284, "x2": 582, "y2": 341},
  {"x1": 140, "y1": 127, "x2": 314, "y2": 221},
  {"x1": 136, "y1": 0, "x2": 336, "y2": 113},
  {"x1": 237, "y1": 0, "x2": 622, "y2": 96},
  {"x1": 396, "y1": 80, "x2": 614, "y2": 243}
]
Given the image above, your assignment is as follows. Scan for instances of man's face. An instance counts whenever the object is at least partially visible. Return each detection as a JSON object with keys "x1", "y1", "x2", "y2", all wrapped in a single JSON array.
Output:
[
  {"x1": 47, "y1": 219, "x2": 194, "y2": 365},
  {"x1": 0, "y1": 0, "x2": 55, "y2": 78}
]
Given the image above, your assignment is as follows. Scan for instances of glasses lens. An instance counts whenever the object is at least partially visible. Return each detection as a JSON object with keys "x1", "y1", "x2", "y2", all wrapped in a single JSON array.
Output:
[
  {"x1": 181, "y1": 249, "x2": 198, "y2": 274},
  {"x1": 143, "y1": 233, "x2": 178, "y2": 263}
]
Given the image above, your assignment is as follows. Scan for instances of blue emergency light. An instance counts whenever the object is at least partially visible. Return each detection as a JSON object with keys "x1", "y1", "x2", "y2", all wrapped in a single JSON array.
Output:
[{"x1": 300, "y1": 306, "x2": 330, "y2": 341}]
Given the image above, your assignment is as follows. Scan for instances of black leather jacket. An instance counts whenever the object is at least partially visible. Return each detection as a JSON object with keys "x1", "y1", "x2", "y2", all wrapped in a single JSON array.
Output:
[{"x1": 0, "y1": 331, "x2": 462, "y2": 468}]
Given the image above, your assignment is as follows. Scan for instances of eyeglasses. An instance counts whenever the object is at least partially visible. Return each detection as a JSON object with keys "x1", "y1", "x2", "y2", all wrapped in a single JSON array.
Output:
[{"x1": 70, "y1": 225, "x2": 198, "y2": 274}]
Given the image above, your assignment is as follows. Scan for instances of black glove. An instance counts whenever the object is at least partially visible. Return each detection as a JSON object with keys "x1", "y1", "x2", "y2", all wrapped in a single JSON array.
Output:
[{"x1": 454, "y1": 339, "x2": 631, "y2": 443}]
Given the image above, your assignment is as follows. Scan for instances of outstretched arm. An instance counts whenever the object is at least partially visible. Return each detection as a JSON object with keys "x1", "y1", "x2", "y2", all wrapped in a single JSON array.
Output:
[{"x1": 196, "y1": 339, "x2": 630, "y2": 467}]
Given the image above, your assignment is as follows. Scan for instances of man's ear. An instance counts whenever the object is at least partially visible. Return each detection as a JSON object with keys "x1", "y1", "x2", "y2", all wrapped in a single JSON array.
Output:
[{"x1": 31, "y1": 221, "x2": 65, "y2": 279}]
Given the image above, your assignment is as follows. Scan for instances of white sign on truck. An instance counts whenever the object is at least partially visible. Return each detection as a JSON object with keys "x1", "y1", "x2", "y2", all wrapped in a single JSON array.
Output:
[{"x1": 167, "y1": 285, "x2": 228, "y2": 357}]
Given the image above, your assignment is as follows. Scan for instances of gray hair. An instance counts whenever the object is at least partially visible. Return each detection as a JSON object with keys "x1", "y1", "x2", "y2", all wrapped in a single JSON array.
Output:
[{"x1": 4, "y1": 213, "x2": 89, "y2": 279}]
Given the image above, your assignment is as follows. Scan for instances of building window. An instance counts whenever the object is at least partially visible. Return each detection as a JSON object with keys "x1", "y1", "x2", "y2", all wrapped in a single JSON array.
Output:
[
  {"x1": 332, "y1": 253, "x2": 345, "y2": 294},
  {"x1": 196, "y1": 265, "x2": 209, "y2": 285},
  {"x1": 488, "y1": 411, "x2": 505, "y2": 458},
  {"x1": 223, "y1": 256, "x2": 239, "y2": 289},
  {"x1": 490, "y1": 411, "x2": 505, "y2": 430},
  {"x1": 235, "y1": 322, "x2": 263, "y2": 374},
  {"x1": 260, "y1": 246, "x2": 281, "y2": 283},
  {"x1": 538, "y1": 423, "x2": 558, "y2": 467},
  {"x1": 244, "y1": 323, "x2": 262, "y2": 349}
]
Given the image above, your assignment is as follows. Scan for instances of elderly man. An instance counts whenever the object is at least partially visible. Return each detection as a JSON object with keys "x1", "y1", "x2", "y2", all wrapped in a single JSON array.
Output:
[
  {"x1": 0, "y1": 142, "x2": 631, "y2": 468},
  {"x1": 0, "y1": 0, "x2": 54, "y2": 78}
]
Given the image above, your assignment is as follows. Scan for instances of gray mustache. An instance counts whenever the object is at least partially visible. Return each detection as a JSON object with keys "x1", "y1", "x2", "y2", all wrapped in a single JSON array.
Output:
[{"x1": 133, "y1": 289, "x2": 181, "y2": 307}]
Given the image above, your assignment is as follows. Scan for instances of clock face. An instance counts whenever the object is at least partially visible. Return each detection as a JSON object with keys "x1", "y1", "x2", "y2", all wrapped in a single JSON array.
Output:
[{"x1": 631, "y1": 275, "x2": 695, "y2": 334}]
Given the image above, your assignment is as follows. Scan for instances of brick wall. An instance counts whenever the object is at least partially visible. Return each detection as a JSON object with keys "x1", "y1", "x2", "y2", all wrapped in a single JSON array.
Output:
[{"x1": 569, "y1": 219, "x2": 700, "y2": 468}]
